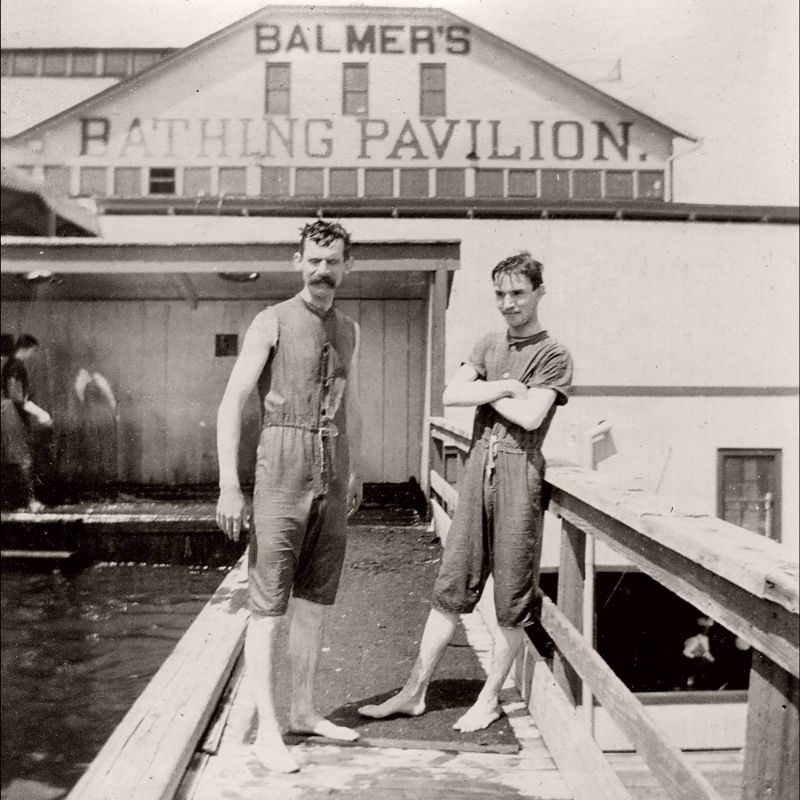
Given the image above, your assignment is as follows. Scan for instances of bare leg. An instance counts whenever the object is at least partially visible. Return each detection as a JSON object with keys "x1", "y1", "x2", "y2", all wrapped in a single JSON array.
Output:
[
  {"x1": 287, "y1": 597, "x2": 359, "y2": 741},
  {"x1": 246, "y1": 612, "x2": 300, "y2": 773},
  {"x1": 359, "y1": 606, "x2": 458, "y2": 718},
  {"x1": 453, "y1": 624, "x2": 522, "y2": 732}
]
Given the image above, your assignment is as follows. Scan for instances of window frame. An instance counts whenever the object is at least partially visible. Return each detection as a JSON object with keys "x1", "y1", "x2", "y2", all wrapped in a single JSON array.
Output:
[
  {"x1": 419, "y1": 63, "x2": 446, "y2": 117},
  {"x1": 265, "y1": 62, "x2": 291, "y2": 115},
  {"x1": 342, "y1": 63, "x2": 369, "y2": 116},
  {"x1": 717, "y1": 448, "x2": 782, "y2": 541},
  {"x1": 148, "y1": 167, "x2": 176, "y2": 196}
]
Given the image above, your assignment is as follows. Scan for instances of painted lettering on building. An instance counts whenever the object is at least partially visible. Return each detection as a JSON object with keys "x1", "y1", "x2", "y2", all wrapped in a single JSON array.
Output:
[
  {"x1": 254, "y1": 24, "x2": 471, "y2": 55},
  {"x1": 80, "y1": 117, "x2": 635, "y2": 163}
]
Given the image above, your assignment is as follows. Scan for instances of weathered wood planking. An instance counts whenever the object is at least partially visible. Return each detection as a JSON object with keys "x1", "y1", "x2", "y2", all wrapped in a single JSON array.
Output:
[
  {"x1": 383, "y1": 300, "x2": 411, "y2": 480},
  {"x1": 522, "y1": 644, "x2": 632, "y2": 800},
  {"x1": 357, "y1": 299, "x2": 385, "y2": 480},
  {"x1": 540, "y1": 594, "x2": 724, "y2": 800},
  {"x1": 66, "y1": 555, "x2": 249, "y2": 800},
  {"x1": 407, "y1": 299, "x2": 426, "y2": 481}
]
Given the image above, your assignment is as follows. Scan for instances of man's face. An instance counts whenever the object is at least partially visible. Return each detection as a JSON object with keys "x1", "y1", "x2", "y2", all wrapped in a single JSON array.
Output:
[
  {"x1": 17, "y1": 346, "x2": 38, "y2": 362},
  {"x1": 294, "y1": 237, "x2": 350, "y2": 297},
  {"x1": 493, "y1": 272, "x2": 543, "y2": 330}
]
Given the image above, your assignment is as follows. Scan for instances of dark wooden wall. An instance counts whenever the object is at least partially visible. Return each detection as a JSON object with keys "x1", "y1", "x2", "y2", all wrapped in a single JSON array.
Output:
[{"x1": 2, "y1": 297, "x2": 426, "y2": 487}]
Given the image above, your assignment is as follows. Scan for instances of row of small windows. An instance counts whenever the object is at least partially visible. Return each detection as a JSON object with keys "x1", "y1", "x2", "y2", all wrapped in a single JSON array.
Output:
[
  {"x1": 1, "y1": 49, "x2": 173, "y2": 78},
  {"x1": 20, "y1": 164, "x2": 664, "y2": 201},
  {"x1": 266, "y1": 62, "x2": 445, "y2": 117}
]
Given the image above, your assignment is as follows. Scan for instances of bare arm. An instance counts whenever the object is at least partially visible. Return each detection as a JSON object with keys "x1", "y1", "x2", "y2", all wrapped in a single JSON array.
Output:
[
  {"x1": 345, "y1": 322, "x2": 363, "y2": 515},
  {"x1": 216, "y1": 309, "x2": 277, "y2": 539},
  {"x1": 491, "y1": 387, "x2": 557, "y2": 431},
  {"x1": 443, "y1": 363, "x2": 527, "y2": 407}
]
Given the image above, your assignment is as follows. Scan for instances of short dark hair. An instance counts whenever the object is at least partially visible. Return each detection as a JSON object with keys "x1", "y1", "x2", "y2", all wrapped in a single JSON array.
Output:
[
  {"x1": 491, "y1": 251, "x2": 544, "y2": 290},
  {"x1": 14, "y1": 334, "x2": 39, "y2": 351},
  {"x1": 299, "y1": 220, "x2": 353, "y2": 260}
]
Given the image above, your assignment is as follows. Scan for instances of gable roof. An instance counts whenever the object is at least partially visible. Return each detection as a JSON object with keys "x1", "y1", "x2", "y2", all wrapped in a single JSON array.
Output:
[{"x1": 2, "y1": 4, "x2": 696, "y2": 144}]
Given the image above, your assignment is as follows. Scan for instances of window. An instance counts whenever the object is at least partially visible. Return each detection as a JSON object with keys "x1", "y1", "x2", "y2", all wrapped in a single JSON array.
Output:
[
  {"x1": 215, "y1": 334, "x2": 238, "y2": 357},
  {"x1": 294, "y1": 168, "x2": 324, "y2": 196},
  {"x1": 260, "y1": 166, "x2": 290, "y2": 197},
  {"x1": 265, "y1": 63, "x2": 290, "y2": 115},
  {"x1": 399, "y1": 169, "x2": 429, "y2": 198},
  {"x1": 638, "y1": 170, "x2": 664, "y2": 200},
  {"x1": 114, "y1": 167, "x2": 141, "y2": 196},
  {"x1": 148, "y1": 167, "x2": 175, "y2": 195},
  {"x1": 79, "y1": 167, "x2": 107, "y2": 197},
  {"x1": 218, "y1": 167, "x2": 247, "y2": 195},
  {"x1": 718, "y1": 449, "x2": 781, "y2": 541},
  {"x1": 474, "y1": 169, "x2": 503, "y2": 198},
  {"x1": 342, "y1": 64, "x2": 368, "y2": 115},
  {"x1": 606, "y1": 170, "x2": 635, "y2": 199},
  {"x1": 103, "y1": 51, "x2": 129, "y2": 77},
  {"x1": 329, "y1": 168, "x2": 358, "y2": 197},
  {"x1": 43, "y1": 166, "x2": 70, "y2": 195},
  {"x1": 183, "y1": 167, "x2": 211, "y2": 196},
  {"x1": 72, "y1": 52, "x2": 97, "y2": 76},
  {"x1": 540, "y1": 169, "x2": 570, "y2": 200},
  {"x1": 508, "y1": 169, "x2": 537, "y2": 198},
  {"x1": 12, "y1": 52, "x2": 38, "y2": 76},
  {"x1": 42, "y1": 52, "x2": 68, "y2": 76},
  {"x1": 436, "y1": 168, "x2": 465, "y2": 198},
  {"x1": 572, "y1": 169, "x2": 602, "y2": 200},
  {"x1": 364, "y1": 168, "x2": 393, "y2": 197},
  {"x1": 420, "y1": 64, "x2": 446, "y2": 117}
]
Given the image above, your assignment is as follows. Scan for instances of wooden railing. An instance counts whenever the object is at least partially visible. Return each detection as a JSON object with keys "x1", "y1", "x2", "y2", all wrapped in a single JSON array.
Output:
[{"x1": 428, "y1": 416, "x2": 799, "y2": 800}]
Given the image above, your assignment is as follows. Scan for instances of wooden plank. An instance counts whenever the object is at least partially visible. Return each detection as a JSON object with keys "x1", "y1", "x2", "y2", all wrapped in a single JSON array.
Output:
[
  {"x1": 551, "y1": 491, "x2": 799, "y2": 678},
  {"x1": 140, "y1": 301, "x2": 169, "y2": 483},
  {"x1": 1, "y1": 549, "x2": 76, "y2": 559},
  {"x1": 540, "y1": 594, "x2": 725, "y2": 800},
  {"x1": 67, "y1": 554, "x2": 249, "y2": 800},
  {"x1": 430, "y1": 468, "x2": 459, "y2": 512},
  {"x1": 199, "y1": 654, "x2": 245, "y2": 755},
  {"x1": 546, "y1": 465, "x2": 798, "y2": 614},
  {"x1": 553, "y1": 519, "x2": 585, "y2": 706},
  {"x1": 428, "y1": 267, "x2": 448, "y2": 418},
  {"x1": 525, "y1": 641, "x2": 632, "y2": 800},
  {"x1": 406, "y1": 299, "x2": 426, "y2": 481},
  {"x1": 383, "y1": 300, "x2": 410, "y2": 481},
  {"x1": 284, "y1": 735, "x2": 520, "y2": 754},
  {"x1": 741, "y1": 650, "x2": 799, "y2": 800},
  {"x1": 429, "y1": 415, "x2": 472, "y2": 452},
  {"x1": 358, "y1": 300, "x2": 384, "y2": 481}
]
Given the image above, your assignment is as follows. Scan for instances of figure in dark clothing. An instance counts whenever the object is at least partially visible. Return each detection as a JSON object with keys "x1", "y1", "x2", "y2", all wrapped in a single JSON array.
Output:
[{"x1": 1, "y1": 334, "x2": 52, "y2": 511}]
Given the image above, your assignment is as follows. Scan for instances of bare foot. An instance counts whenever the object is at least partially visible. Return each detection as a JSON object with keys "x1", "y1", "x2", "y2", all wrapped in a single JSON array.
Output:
[
  {"x1": 289, "y1": 715, "x2": 359, "y2": 741},
  {"x1": 358, "y1": 689, "x2": 426, "y2": 719},
  {"x1": 27, "y1": 499, "x2": 44, "y2": 513},
  {"x1": 252, "y1": 730, "x2": 299, "y2": 773},
  {"x1": 453, "y1": 702, "x2": 502, "y2": 732}
]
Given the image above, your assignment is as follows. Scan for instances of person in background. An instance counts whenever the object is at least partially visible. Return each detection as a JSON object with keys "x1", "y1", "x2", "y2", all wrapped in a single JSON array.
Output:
[
  {"x1": 1, "y1": 334, "x2": 52, "y2": 511},
  {"x1": 360, "y1": 251, "x2": 573, "y2": 732},
  {"x1": 216, "y1": 220, "x2": 363, "y2": 773}
]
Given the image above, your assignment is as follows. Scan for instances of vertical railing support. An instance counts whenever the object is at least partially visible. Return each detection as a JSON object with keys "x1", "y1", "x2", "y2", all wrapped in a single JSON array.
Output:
[
  {"x1": 553, "y1": 518, "x2": 585, "y2": 706},
  {"x1": 741, "y1": 650, "x2": 800, "y2": 800}
]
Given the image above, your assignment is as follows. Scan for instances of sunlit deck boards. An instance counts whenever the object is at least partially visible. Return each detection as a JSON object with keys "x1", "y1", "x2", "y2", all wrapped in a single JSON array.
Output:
[{"x1": 176, "y1": 602, "x2": 572, "y2": 800}]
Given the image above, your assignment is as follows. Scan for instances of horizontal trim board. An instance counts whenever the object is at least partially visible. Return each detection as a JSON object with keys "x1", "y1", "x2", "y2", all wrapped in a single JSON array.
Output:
[
  {"x1": 573, "y1": 385, "x2": 798, "y2": 397},
  {"x1": 92, "y1": 197, "x2": 800, "y2": 225}
]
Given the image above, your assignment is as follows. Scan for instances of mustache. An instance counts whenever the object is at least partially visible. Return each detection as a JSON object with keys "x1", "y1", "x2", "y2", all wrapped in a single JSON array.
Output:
[{"x1": 309, "y1": 275, "x2": 336, "y2": 287}]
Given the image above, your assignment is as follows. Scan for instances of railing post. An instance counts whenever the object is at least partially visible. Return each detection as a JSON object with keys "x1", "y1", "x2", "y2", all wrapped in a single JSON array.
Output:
[
  {"x1": 741, "y1": 650, "x2": 799, "y2": 800},
  {"x1": 553, "y1": 518, "x2": 585, "y2": 706}
]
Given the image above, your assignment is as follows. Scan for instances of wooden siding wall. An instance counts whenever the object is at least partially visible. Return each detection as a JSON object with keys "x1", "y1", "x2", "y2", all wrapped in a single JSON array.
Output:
[{"x1": 2, "y1": 297, "x2": 426, "y2": 486}]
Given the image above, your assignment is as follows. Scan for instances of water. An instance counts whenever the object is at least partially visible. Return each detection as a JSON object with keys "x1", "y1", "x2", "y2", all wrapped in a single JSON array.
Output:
[{"x1": 1, "y1": 562, "x2": 230, "y2": 798}]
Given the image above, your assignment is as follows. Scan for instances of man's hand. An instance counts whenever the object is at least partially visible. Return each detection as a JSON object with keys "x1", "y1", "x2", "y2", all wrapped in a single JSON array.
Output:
[
  {"x1": 216, "y1": 486, "x2": 249, "y2": 541},
  {"x1": 347, "y1": 473, "x2": 363, "y2": 518}
]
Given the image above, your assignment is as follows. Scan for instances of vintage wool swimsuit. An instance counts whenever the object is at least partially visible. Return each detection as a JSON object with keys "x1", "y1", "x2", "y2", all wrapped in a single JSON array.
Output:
[
  {"x1": 432, "y1": 330, "x2": 573, "y2": 628},
  {"x1": 248, "y1": 293, "x2": 356, "y2": 616}
]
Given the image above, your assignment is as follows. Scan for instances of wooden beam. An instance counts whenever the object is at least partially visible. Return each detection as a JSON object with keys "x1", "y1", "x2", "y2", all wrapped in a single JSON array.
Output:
[
  {"x1": 524, "y1": 639, "x2": 632, "y2": 800},
  {"x1": 741, "y1": 651, "x2": 799, "y2": 800},
  {"x1": 540, "y1": 594, "x2": 725, "y2": 800},
  {"x1": 430, "y1": 468, "x2": 459, "y2": 513},
  {"x1": 550, "y1": 491, "x2": 799, "y2": 678},
  {"x1": 553, "y1": 520, "x2": 585, "y2": 705},
  {"x1": 430, "y1": 496, "x2": 452, "y2": 545},
  {"x1": 428, "y1": 265, "x2": 448, "y2": 418}
]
